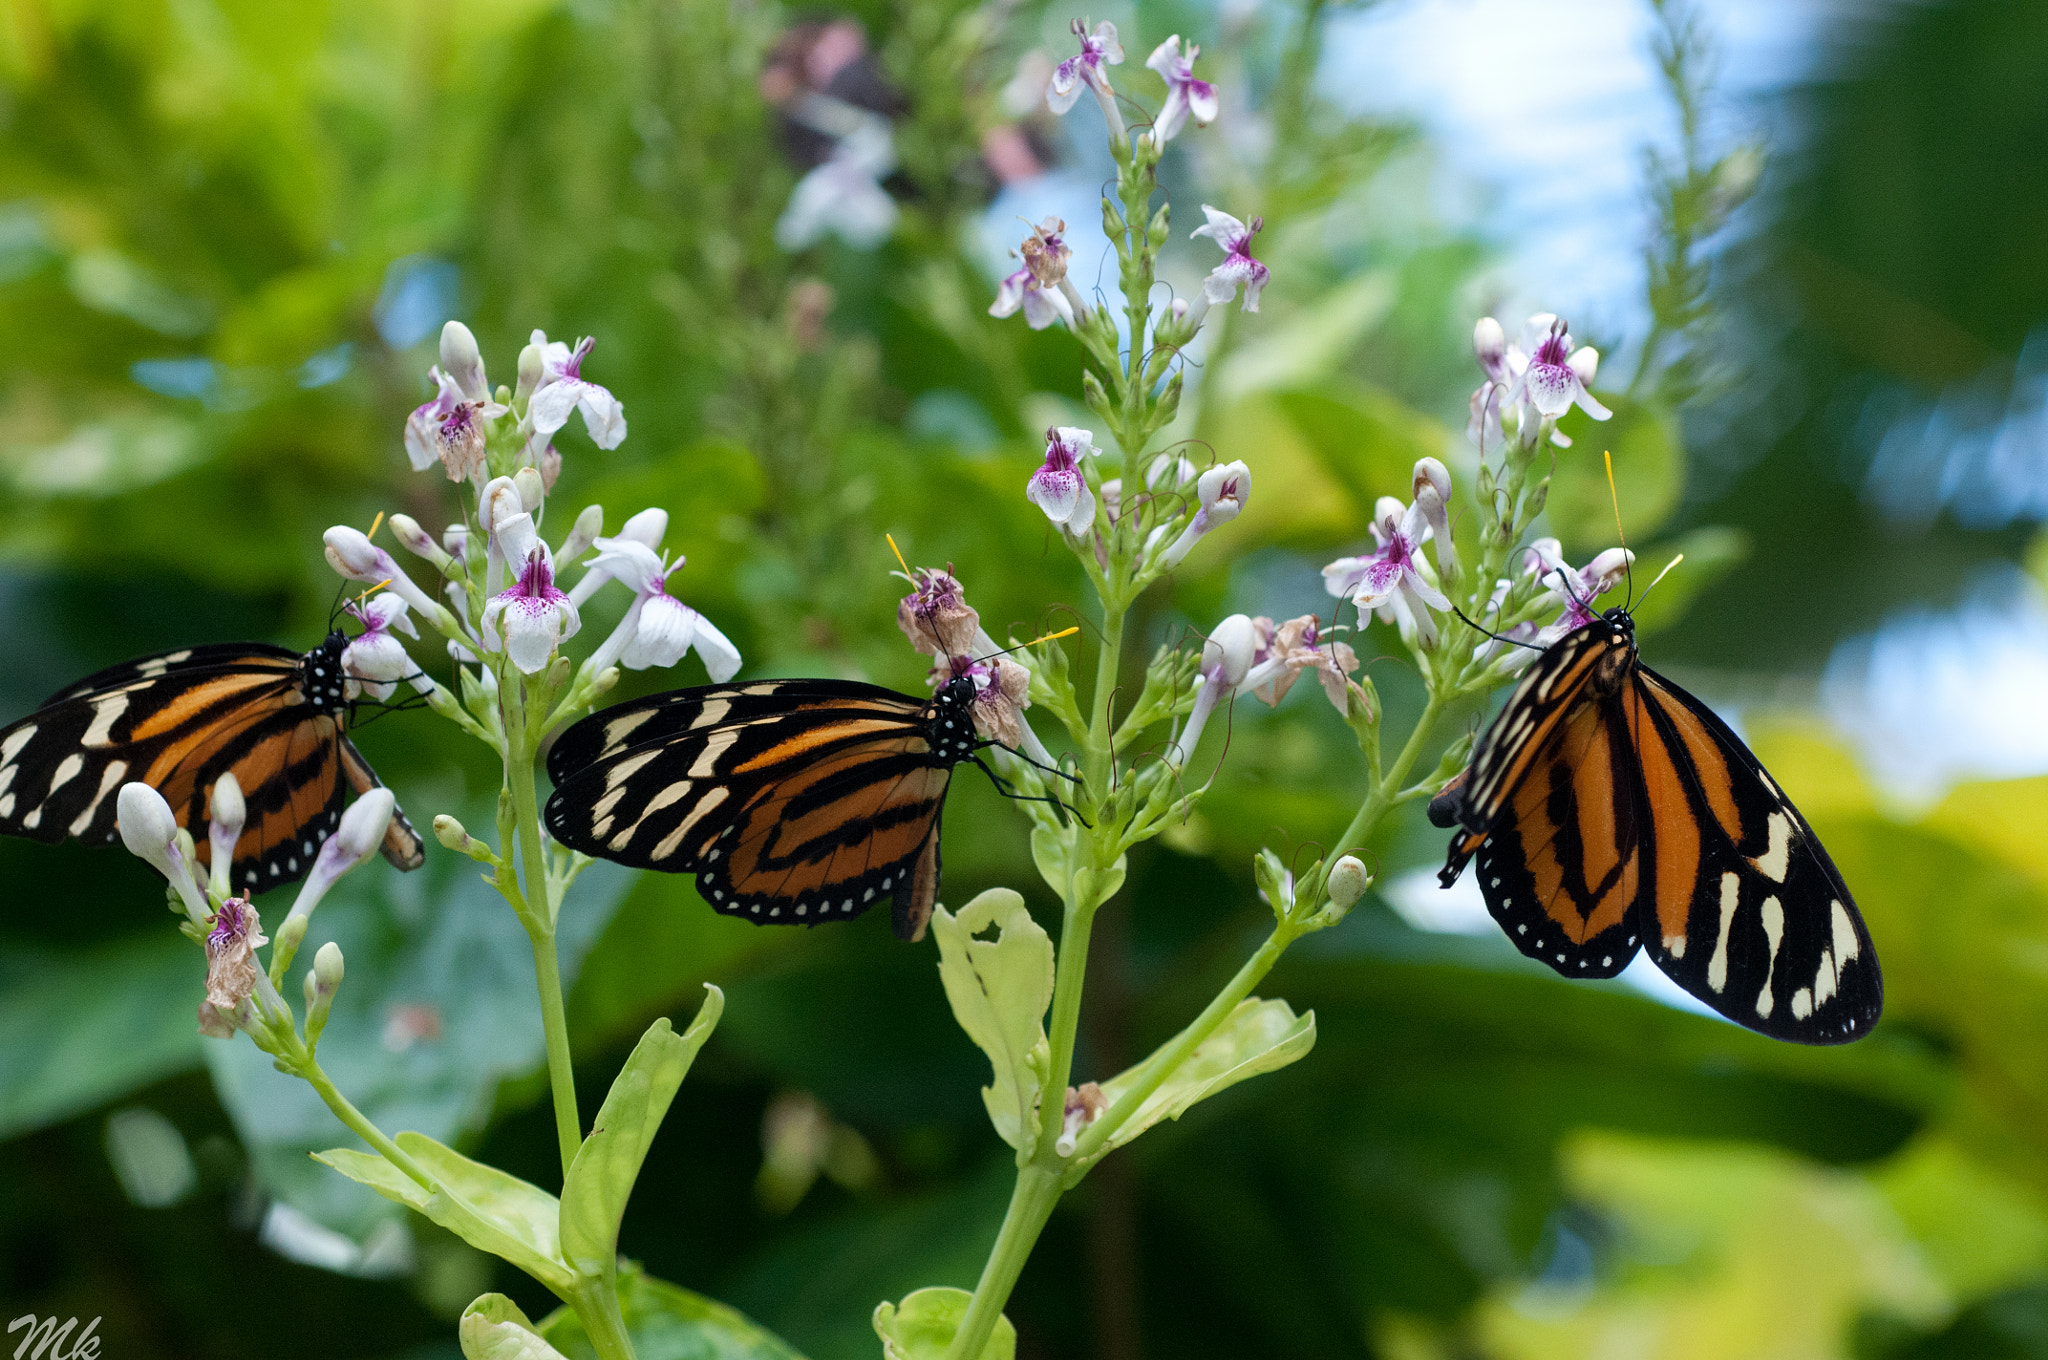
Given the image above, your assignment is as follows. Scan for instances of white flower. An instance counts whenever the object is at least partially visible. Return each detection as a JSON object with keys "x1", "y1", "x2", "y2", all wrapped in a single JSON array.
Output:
[
  {"x1": 282, "y1": 788, "x2": 396, "y2": 934},
  {"x1": 570, "y1": 508, "x2": 668, "y2": 605},
  {"x1": 583, "y1": 541, "x2": 743, "y2": 680},
  {"x1": 481, "y1": 536, "x2": 580, "y2": 674},
  {"x1": 1157, "y1": 459, "x2": 1250, "y2": 569},
  {"x1": 341, "y1": 594, "x2": 423, "y2": 702},
  {"x1": 775, "y1": 116, "x2": 899, "y2": 253},
  {"x1": 1169, "y1": 612, "x2": 1255, "y2": 764},
  {"x1": 526, "y1": 330, "x2": 627, "y2": 450},
  {"x1": 1322, "y1": 496, "x2": 1452, "y2": 645},
  {"x1": 1191, "y1": 206, "x2": 1268, "y2": 312},
  {"x1": 1025, "y1": 426, "x2": 1099, "y2": 534},
  {"x1": 1048, "y1": 19, "x2": 1124, "y2": 114},
  {"x1": 1145, "y1": 36, "x2": 1218, "y2": 145},
  {"x1": 1494, "y1": 314, "x2": 1610, "y2": 447},
  {"x1": 1522, "y1": 539, "x2": 1634, "y2": 644},
  {"x1": 322, "y1": 526, "x2": 446, "y2": 622},
  {"x1": 403, "y1": 329, "x2": 507, "y2": 483}
]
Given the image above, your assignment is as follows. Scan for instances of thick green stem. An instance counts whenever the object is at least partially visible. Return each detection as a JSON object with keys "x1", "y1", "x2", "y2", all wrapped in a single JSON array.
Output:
[
  {"x1": 572, "y1": 1281, "x2": 637, "y2": 1360},
  {"x1": 946, "y1": 1167, "x2": 1062, "y2": 1360}
]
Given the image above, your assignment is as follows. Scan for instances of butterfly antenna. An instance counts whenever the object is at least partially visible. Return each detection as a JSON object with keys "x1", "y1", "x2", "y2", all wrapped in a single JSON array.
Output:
[
  {"x1": 1631, "y1": 553, "x2": 1686, "y2": 612},
  {"x1": 1451, "y1": 605, "x2": 1545, "y2": 653},
  {"x1": 886, "y1": 532, "x2": 950, "y2": 658},
  {"x1": 1604, "y1": 449, "x2": 1636, "y2": 607}
]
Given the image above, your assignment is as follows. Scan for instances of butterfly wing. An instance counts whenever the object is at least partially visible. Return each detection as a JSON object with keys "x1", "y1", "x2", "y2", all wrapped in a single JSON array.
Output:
[
  {"x1": 544, "y1": 679, "x2": 954, "y2": 940},
  {"x1": 1628, "y1": 664, "x2": 1882, "y2": 1044},
  {"x1": 0, "y1": 642, "x2": 423, "y2": 894}
]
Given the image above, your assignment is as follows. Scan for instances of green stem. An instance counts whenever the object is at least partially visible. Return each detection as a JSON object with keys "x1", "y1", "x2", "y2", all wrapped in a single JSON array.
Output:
[
  {"x1": 945, "y1": 1167, "x2": 1062, "y2": 1360},
  {"x1": 505, "y1": 688, "x2": 583, "y2": 1180},
  {"x1": 572, "y1": 1281, "x2": 637, "y2": 1360},
  {"x1": 297, "y1": 1056, "x2": 436, "y2": 1194}
]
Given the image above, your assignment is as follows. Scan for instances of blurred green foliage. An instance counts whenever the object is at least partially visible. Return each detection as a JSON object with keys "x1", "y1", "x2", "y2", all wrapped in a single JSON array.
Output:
[{"x1": 0, "y1": 0, "x2": 2046, "y2": 1357}]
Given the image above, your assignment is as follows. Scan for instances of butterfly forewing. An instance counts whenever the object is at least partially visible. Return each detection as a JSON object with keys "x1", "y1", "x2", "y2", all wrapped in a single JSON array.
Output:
[
  {"x1": 1631, "y1": 667, "x2": 1880, "y2": 1043},
  {"x1": 1437, "y1": 612, "x2": 1882, "y2": 1045}
]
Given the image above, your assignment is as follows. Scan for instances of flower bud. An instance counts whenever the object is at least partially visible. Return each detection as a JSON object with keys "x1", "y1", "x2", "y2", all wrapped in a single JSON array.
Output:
[
  {"x1": 617, "y1": 507, "x2": 668, "y2": 548},
  {"x1": 388, "y1": 513, "x2": 455, "y2": 571},
  {"x1": 282, "y1": 789, "x2": 397, "y2": 948},
  {"x1": 1473, "y1": 316, "x2": 1505, "y2": 374},
  {"x1": 272, "y1": 914, "x2": 307, "y2": 971},
  {"x1": 439, "y1": 321, "x2": 487, "y2": 401},
  {"x1": 433, "y1": 813, "x2": 471, "y2": 853},
  {"x1": 539, "y1": 443, "x2": 562, "y2": 492},
  {"x1": 512, "y1": 465, "x2": 545, "y2": 511},
  {"x1": 314, "y1": 939, "x2": 344, "y2": 993},
  {"x1": 561, "y1": 504, "x2": 604, "y2": 563},
  {"x1": 304, "y1": 940, "x2": 344, "y2": 1047},
  {"x1": 1326, "y1": 855, "x2": 1370, "y2": 909},
  {"x1": 1195, "y1": 460, "x2": 1249, "y2": 524},
  {"x1": 443, "y1": 522, "x2": 471, "y2": 564},
  {"x1": 515, "y1": 341, "x2": 545, "y2": 406},
  {"x1": 480, "y1": 476, "x2": 523, "y2": 534},
  {"x1": 1203, "y1": 613, "x2": 1256, "y2": 688},
  {"x1": 118, "y1": 782, "x2": 207, "y2": 923},
  {"x1": 207, "y1": 773, "x2": 245, "y2": 900}
]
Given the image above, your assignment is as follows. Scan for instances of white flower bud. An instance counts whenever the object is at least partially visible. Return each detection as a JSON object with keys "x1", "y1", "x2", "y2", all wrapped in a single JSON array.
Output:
[
  {"x1": 304, "y1": 940, "x2": 344, "y2": 1047},
  {"x1": 443, "y1": 522, "x2": 471, "y2": 563},
  {"x1": 1473, "y1": 316, "x2": 1505, "y2": 372},
  {"x1": 1326, "y1": 855, "x2": 1370, "y2": 909},
  {"x1": 314, "y1": 940, "x2": 345, "y2": 993},
  {"x1": 433, "y1": 814, "x2": 471, "y2": 852},
  {"x1": 1568, "y1": 345, "x2": 1600, "y2": 387},
  {"x1": 1203, "y1": 613, "x2": 1257, "y2": 688},
  {"x1": 515, "y1": 341, "x2": 545, "y2": 406},
  {"x1": 387, "y1": 513, "x2": 454, "y2": 570},
  {"x1": 617, "y1": 507, "x2": 668, "y2": 547},
  {"x1": 207, "y1": 773, "x2": 245, "y2": 900},
  {"x1": 1196, "y1": 460, "x2": 1249, "y2": 524},
  {"x1": 284, "y1": 789, "x2": 398, "y2": 935},
  {"x1": 439, "y1": 321, "x2": 487, "y2": 401},
  {"x1": 512, "y1": 465, "x2": 545, "y2": 511},
  {"x1": 561, "y1": 504, "x2": 604, "y2": 563},
  {"x1": 118, "y1": 783, "x2": 208, "y2": 923}
]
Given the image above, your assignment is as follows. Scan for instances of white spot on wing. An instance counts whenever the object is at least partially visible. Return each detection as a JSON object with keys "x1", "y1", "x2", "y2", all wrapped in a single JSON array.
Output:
[
  {"x1": 82, "y1": 695, "x2": 129, "y2": 748},
  {"x1": 690, "y1": 700, "x2": 732, "y2": 730},
  {"x1": 0, "y1": 726, "x2": 35, "y2": 763},
  {"x1": 67, "y1": 760, "x2": 127, "y2": 836},
  {"x1": 688, "y1": 730, "x2": 741, "y2": 778},
  {"x1": 1706, "y1": 872, "x2": 1740, "y2": 994},
  {"x1": 652, "y1": 785, "x2": 730, "y2": 860},
  {"x1": 46, "y1": 753, "x2": 85, "y2": 795},
  {"x1": 1749, "y1": 813, "x2": 1794, "y2": 883},
  {"x1": 1755, "y1": 896, "x2": 1785, "y2": 1020}
]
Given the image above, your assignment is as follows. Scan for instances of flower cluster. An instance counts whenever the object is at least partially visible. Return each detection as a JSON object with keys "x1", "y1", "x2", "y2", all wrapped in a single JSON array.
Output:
[
  {"x1": 327, "y1": 322, "x2": 740, "y2": 701},
  {"x1": 1167, "y1": 611, "x2": 1365, "y2": 763}
]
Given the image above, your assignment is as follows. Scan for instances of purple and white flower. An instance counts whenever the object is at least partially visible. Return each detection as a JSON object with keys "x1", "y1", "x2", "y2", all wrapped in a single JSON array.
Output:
[
  {"x1": 1047, "y1": 20, "x2": 1123, "y2": 115},
  {"x1": 341, "y1": 595, "x2": 423, "y2": 702},
  {"x1": 481, "y1": 517, "x2": 580, "y2": 673},
  {"x1": 1191, "y1": 207, "x2": 1268, "y2": 312},
  {"x1": 1168, "y1": 612, "x2": 1255, "y2": 764},
  {"x1": 403, "y1": 323, "x2": 506, "y2": 483},
  {"x1": 1322, "y1": 495, "x2": 1453, "y2": 645},
  {"x1": 526, "y1": 330, "x2": 627, "y2": 450},
  {"x1": 570, "y1": 508, "x2": 668, "y2": 606},
  {"x1": 203, "y1": 896, "x2": 268, "y2": 1030},
  {"x1": 1026, "y1": 426, "x2": 1100, "y2": 534},
  {"x1": 1523, "y1": 539, "x2": 1633, "y2": 642},
  {"x1": 583, "y1": 540, "x2": 743, "y2": 680},
  {"x1": 1157, "y1": 459, "x2": 1250, "y2": 569},
  {"x1": 1145, "y1": 36, "x2": 1218, "y2": 145}
]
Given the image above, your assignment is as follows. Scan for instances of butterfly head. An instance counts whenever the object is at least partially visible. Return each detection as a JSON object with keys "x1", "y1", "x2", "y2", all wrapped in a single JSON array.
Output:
[
  {"x1": 928, "y1": 674, "x2": 982, "y2": 765},
  {"x1": 301, "y1": 632, "x2": 350, "y2": 716},
  {"x1": 1598, "y1": 605, "x2": 1637, "y2": 642}
]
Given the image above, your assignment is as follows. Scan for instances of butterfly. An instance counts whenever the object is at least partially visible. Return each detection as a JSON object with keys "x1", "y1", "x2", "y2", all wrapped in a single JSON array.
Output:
[
  {"x1": 543, "y1": 675, "x2": 994, "y2": 942},
  {"x1": 1429, "y1": 604, "x2": 1882, "y2": 1044},
  {"x1": 0, "y1": 632, "x2": 425, "y2": 893}
]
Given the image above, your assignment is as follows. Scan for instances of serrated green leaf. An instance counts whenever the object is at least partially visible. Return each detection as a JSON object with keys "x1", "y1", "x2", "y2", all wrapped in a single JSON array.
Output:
[
  {"x1": 314, "y1": 1131, "x2": 572, "y2": 1292},
  {"x1": 873, "y1": 1287, "x2": 1014, "y2": 1360},
  {"x1": 929, "y1": 889, "x2": 1053, "y2": 1154},
  {"x1": 560, "y1": 987, "x2": 723, "y2": 1279},
  {"x1": 461, "y1": 1293, "x2": 569, "y2": 1360},
  {"x1": 1093, "y1": 998, "x2": 1315, "y2": 1157}
]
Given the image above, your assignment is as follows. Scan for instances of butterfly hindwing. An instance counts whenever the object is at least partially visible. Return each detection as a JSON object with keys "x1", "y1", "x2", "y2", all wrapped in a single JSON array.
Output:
[{"x1": 1630, "y1": 666, "x2": 1881, "y2": 1043}]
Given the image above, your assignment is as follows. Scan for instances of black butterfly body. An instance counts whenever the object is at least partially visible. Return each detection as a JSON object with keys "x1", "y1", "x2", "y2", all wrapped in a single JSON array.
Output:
[
  {"x1": 0, "y1": 632, "x2": 424, "y2": 893},
  {"x1": 544, "y1": 675, "x2": 984, "y2": 942},
  {"x1": 1430, "y1": 607, "x2": 1881, "y2": 1044}
]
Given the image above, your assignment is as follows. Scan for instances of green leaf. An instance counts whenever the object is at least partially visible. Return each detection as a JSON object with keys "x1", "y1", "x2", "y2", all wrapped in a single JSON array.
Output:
[
  {"x1": 1093, "y1": 998, "x2": 1316, "y2": 1156},
  {"x1": 1547, "y1": 394, "x2": 1686, "y2": 552},
  {"x1": 1028, "y1": 828, "x2": 1124, "y2": 909},
  {"x1": 929, "y1": 889, "x2": 1053, "y2": 1155},
  {"x1": 462, "y1": 1294, "x2": 570, "y2": 1360},
  {"x1": 0, "y1": 932, "x2": 202, "y2": 1140},
  {"x1": 313, "y1": 1131, "x2": 573, "y2": 1292},
  {"x1": 538, "y1": 1265, "x2": 807, "y2": 1360},
  {"x1": 560, "y1": 988, "x2": 724, "y2": 1279},
  {"x1": 872, "y1": 1287, "x2": 1014, "y2": 1360}
]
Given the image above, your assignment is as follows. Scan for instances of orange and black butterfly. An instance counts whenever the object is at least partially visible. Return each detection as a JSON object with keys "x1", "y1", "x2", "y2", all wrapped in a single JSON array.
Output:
[
  {"x1": 0, "y1": 633, "x2": 425, "y2": 893},
  {"x1": 1430, "y1": 605, "x2": 1881, "y2": 1044},
  {"x1": 543, "y1": 676, "x2": 994, "y2": 942}
]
